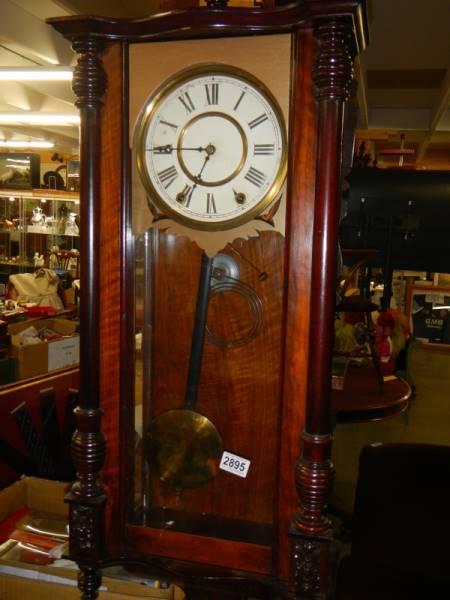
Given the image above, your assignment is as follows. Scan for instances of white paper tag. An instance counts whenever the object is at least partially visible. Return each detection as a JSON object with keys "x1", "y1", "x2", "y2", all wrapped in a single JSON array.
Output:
[
  {"x1": 219, "y1": 451, "x2": 251, "y2": 478},
  {"x1": 48, "y1": 337, "x2": 80, "y2": 371}
]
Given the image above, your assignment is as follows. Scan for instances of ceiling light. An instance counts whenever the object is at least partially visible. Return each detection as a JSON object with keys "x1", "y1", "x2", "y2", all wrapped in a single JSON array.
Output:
[
  {"x1": 0, "y1": 140, "x2": 54, "y2": 148},
  {"x1": 0, "y1": 67, "x2": 73, "y2": 81},
  {"x1": 0, "y1": 114, "x2": 79, "y2": 126}
]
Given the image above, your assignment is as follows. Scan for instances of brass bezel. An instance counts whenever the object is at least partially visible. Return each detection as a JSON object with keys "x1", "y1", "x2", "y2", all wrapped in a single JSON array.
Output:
[
  {"x1": 177, "y1": 111, "x2": 248, "y2": 187},
  {"x1": 135, "y1": 63, "x2": 288, "y2": 232}
]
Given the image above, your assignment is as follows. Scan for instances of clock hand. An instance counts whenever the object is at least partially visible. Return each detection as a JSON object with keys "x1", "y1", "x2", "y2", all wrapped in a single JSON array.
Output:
[
  {"x1": 176, "y1": 153, "x2": 211, "y2": 204},
  {"x1": 193, "y1": 154, "x2": 210, "y2": 184},
  {"x1": 176, "y1": 184, "x2": 193, "y2": 204},
  {"x1": 233, "y1": 189, "x2": 246, "y2": 204},
  {"x1": 148, "y1": 144, "x2": 208, "y2": 154}
]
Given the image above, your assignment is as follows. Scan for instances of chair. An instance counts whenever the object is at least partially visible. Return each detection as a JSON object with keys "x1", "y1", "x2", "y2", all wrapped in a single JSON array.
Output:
[
  {"x1": 44, "y1": 250, "x2": 80, "y2": 279},
  {"x1": 335, "y1": 248, "x2": 383, "y2": 391},
  {"x1": 335, "y1": 443, "x2": 450, "y2": 599}
]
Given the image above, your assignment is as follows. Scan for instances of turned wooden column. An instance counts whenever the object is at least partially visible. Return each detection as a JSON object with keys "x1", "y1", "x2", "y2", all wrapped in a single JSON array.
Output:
[
  {"x1": 291, "y1": 17, "x2": 354, "y2": 599},
  {"x1": 66, "y1": 36, "x2": 107, "y2": 600}
]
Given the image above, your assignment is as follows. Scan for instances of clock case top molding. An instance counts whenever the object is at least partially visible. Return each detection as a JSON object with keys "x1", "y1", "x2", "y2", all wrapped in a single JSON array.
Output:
[{"x1": 48, "y1": 2, "x2": 368, "y2": 598}]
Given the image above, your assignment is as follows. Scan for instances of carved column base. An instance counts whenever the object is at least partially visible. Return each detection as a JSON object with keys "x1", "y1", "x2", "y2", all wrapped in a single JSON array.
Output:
[
  {"x1": 66, "y1": 491, "x2": 107, "y2": 600},
  {"x1": 67, "y1": 493, "x2": 107, "y2": 560},
  {"x1": 289, "y1": 432, "x2": 337, "y2": 598},
  {"x1": 290, "y1": 526, "x2": 339, "y2": 599}
]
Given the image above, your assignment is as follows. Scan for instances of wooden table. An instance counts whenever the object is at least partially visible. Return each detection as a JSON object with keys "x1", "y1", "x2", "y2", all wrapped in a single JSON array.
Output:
[{"x1": 331, "y1": 360, "x2": 411, "y2": 423}]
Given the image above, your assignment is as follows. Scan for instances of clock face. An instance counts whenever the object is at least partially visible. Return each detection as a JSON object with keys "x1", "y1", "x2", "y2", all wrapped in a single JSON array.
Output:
[{"x1": 135, "y1": 64, "x2": 287, "y2": 231}]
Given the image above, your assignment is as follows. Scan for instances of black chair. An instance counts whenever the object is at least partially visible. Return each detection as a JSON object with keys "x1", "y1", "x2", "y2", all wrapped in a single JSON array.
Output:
[{"x1": 335, "y1": 443, "x2": 450, "y2": 599}]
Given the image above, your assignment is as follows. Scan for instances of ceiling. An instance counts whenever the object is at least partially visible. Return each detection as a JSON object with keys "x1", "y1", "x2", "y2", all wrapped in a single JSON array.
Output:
[
  {"x1": 355, "y1": 0, "x2": 450, "y2": 170},
  {"x1": 0, "y1": 0, "x2": 449, "y2": 169}
]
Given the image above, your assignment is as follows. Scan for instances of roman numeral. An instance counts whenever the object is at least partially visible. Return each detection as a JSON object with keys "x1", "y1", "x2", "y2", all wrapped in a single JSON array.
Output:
[
  {"x1": 178, "y1": 92, "x2": 195, "y2": 114},
  {"x1": 244, "y1": 166, "x2": 266, "y2": 188},
  {"x1": 233, "y1": 91, "x2": 246, "y2": 111},
  {"x1": 248, "y1": 113, "x2": 268, "y2": 129},
  {"x1": 205, "y1": 83, "x2": 219, "y2": 105},
  {"x1": 206, "y1": 193, "x2": 217, "y2": 214},
  {"x1": 159, "y1": 119, "x2": 178, "y2": 130},
  {"x1": 157, "y1": 165, "x2": 178, "y2": 189},
  {"x1": 254, "y1": 143, "x2": 275, "y2": 155}
]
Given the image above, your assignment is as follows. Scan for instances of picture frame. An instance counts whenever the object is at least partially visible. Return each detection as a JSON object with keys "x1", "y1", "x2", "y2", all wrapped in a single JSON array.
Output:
[
  {"x1": 67, "y1": 159, "x2": 80, "y2": 192},
  {"x1": 406, "y1": 284, "x2": 450, "y2": 346},
  {"x1": 0, "y1": 153, "x2": 40, "y2": 189}
]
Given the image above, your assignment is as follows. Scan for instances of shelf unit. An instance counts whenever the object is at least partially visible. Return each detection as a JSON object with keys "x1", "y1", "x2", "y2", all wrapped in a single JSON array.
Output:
[{"x1": 0, "y1": 189, "x2": 80, "y2": 281}]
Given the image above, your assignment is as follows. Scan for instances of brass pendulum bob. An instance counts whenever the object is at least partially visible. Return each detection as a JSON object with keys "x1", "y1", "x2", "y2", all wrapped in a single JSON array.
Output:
[{"x1": 147, "y1": 252, "x2": 223, "y2": 491}]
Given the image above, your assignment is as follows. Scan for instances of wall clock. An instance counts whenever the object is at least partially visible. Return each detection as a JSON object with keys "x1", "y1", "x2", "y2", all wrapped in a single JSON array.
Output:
[
  {"x1": 49, "y1": 2, "x2": 368, "y2": 599},
  {"x1": 135, "y1": 63, "x2": 287, "y2": 231}
]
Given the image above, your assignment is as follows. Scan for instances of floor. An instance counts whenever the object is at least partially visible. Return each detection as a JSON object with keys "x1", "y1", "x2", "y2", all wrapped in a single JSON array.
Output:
[{"x1": 331, "y1": 342, "x2": 450, "y2": 510}]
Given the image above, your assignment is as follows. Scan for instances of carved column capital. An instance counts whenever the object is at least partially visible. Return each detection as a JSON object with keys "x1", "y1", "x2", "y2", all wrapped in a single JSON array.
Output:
[
  {"x1": 72, "y1": 36, "x2": 107, "y2": 109},
  {"x1": 313, "y1": 19, "x2": 354, "y2": 103}
]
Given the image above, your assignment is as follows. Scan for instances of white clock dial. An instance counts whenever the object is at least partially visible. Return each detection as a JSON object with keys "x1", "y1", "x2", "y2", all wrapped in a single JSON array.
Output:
[{"x1": 136, "y1": 64, "x2": 287, "y2": 231}]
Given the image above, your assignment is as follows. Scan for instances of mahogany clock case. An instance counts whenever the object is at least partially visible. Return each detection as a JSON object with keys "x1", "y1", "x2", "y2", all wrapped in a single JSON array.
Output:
[{"x1": 46, "y1": 1, "x2": 368, "y2": 596}]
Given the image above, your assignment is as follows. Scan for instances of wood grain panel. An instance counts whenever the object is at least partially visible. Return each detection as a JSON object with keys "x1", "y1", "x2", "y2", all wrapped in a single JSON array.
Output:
[
  {"x1": 143, "y1": 229, "x2": 285, "y2": 531},
  {"x1": 127, "y1": 524, "x2": 272, "y2": 574},
  {"x1": 97, "y1": 42, "x2": 124, "y2": 551}
]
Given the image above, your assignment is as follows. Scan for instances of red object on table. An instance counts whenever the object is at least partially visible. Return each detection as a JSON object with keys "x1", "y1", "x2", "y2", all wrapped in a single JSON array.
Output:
[{"x1": 24, "y1": 306, "x2": 57, "y2": 317}]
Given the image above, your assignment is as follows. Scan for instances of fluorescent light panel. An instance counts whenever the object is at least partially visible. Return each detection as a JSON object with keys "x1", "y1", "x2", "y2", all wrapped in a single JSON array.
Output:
[
  {"x1": 0, "y1": 114, "x2": 79, "y2": 125},
  {"x1": 0, "y1": 140, "x2": 54, "y2": 148},
  {"x1": 0, "y1": 67, "x2": 73, "y2": 81}
]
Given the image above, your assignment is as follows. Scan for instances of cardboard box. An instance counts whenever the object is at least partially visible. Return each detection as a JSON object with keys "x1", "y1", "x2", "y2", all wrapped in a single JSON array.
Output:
[
  {"x1": 0, "y1": 476, "x2": 68, "y2": 524},
  {"x1": 0, "y1": 573, "x2": 180, "y2": 600},
  {"x1": 8, "y1": 319, "x2": 79, "y2": 380},
  {"x1": 0, "y1": 573, "x2": 183, "y2": 600},
  {"x1": 0, "y1": 477, "x2": 184, "y2": 600}
]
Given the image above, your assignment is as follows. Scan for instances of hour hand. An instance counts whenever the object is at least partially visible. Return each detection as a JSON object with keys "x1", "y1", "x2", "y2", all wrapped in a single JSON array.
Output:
[{"x1": 148, "y1": 144, "x2": 208, "y2": 154}]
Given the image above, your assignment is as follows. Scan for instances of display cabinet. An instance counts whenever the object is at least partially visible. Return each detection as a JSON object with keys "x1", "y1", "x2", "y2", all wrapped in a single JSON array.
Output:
[
  {"x1": 49, "y1": 1, "x2": 368, "y2": 599},
  {"x1": 0, "y1": 189, "x2": 80, "y2": 281}
]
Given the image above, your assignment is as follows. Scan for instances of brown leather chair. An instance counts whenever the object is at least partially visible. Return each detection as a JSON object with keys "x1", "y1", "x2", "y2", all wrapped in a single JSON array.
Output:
[{"x1": 335, "y1": 443, "x2": 450, "y2": 599}]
